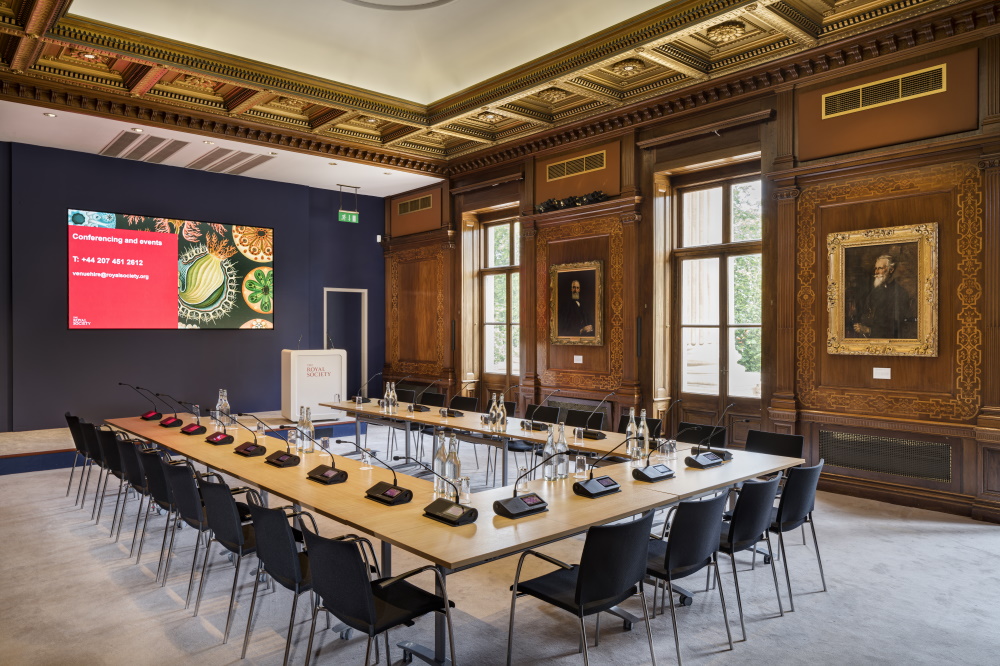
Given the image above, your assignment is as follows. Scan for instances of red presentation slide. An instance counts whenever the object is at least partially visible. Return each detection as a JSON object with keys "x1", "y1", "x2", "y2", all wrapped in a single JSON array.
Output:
[{"x1": 68, "y1": 227, "x2": 178, "y2": 329}]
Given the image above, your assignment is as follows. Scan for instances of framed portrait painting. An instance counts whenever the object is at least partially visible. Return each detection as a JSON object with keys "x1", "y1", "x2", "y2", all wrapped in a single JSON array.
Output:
[
  {"x1": 826, "y1": 223, "x2": 938, "y2": 357},
  {"x1": 550, "y1": 261, "x2": 603, "y2": 346}
]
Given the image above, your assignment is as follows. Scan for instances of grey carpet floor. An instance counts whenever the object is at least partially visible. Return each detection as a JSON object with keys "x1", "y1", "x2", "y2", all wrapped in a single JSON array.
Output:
[{"x1": 1, "y1": 430, "x2": 997, "y2": 665}]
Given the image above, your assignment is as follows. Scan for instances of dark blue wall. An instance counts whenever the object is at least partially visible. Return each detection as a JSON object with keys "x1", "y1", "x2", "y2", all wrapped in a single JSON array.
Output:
[{"x1": 1, "y1": 142, "x2": 385, "y2": 431}]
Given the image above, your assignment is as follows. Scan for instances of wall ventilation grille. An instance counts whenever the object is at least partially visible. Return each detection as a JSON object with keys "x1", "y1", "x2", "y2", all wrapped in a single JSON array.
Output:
[
  {"x1": 546, "y1": 150, "x2": 606, "y2": 182},
  {"x1": 397, "y1": 195, "x2": 432, "y2": 216},
  {"x1": 818, "y1": 429, "x2": 952, "y2": 482},
  {"x1": 822, "y1": 64, "x2": 946, "y2": 119}
]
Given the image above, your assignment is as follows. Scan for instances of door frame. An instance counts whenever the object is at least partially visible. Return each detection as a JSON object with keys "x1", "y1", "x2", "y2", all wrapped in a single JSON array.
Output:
[{"x1": 323, "y1": 287, "x2": 368, "y2": 396}]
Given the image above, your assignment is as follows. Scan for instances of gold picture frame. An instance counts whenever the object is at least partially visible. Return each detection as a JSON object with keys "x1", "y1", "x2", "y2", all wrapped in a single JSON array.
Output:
[
  {"x1": 826, "y1": 223, "x2": 938, "y2": 356},
  {"x1": 550, "y1": 261, "x2": 603, "y2": 346}
]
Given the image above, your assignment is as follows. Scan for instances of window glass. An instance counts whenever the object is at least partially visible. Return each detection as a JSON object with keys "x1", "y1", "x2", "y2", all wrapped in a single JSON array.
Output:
[
  {"x1": 511, "y1": 325, "x2": 520, "y2": 375},
  {"x1": 484, "y1": 325, "x2": 507, "y2": 374},
  {"x1": 486, "y1": 224, "x2": 510, "y2": 267},
  {"x1": 510, "y1": 272, "x2": 520, "y2": 323},
  {"x1": 731, "y1": 180, "x2": 762, "y2": 242},
  {"x1": 483, "y1": 274, "x2": 507, "y2": 323},
  {"x1": 728, "y1": 254, "x2": 762, "y2": 325},
  {"x1": 681, "y1": 258, "x2": 719, "y2": 325},
  {"x1": 729, "y1": 328, "x2": 762, "y2": 397},
  {"x1": 682, "y1": 187, "x2": 722, "y2": 246},
  {"x1": 681, "y1": 328, "x2": 719, "y2": 395},
  {"x1": 513, "y1": 222, "x2": 521, "y2": 266}
]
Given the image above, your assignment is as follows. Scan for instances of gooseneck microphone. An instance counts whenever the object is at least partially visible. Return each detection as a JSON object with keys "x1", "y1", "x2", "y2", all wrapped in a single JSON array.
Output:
[
  {"x1": 633, "y1": 407, "x2": 681, "y2": 482},
  {"x1": 522, "y1": 388, "x2": 561, "y2": 431},
  {"x1": 352, "y1": 371, "x2": 382, "y2": 403},
  {"x1": 407, "y1": 382, "x2": 437, "y2": 413},
  {"x1": 492, "y1": 451, "x2": 564, "y2": 519},
  {"x1": 119, "y1": 382, "x2": 161, "y2": 421},
  {"x1": 696, "y1": 403, "x2": 735, "y2": 455},
  {"x1": 292, "y1": 427, "x2": 347, "y2": 484},
  {"x1": 362, "y1": 447, "x2": 413, "y2": 505},
  {"x1": 684, "y1": 405, "x2": 737, "y2": 469},
  {"x1": 392, "y1": 455, "x2": 478, "y2": 526},
  {"x1": 151, "y1": 392, "x2": 185, "y2": 428},
  {"x1": 572, "y1": 435, "x2": 638, "y2": 498},
  {"x1": 580, "y1": 387, "x2": 619, "y2": 439},
  {"x1": 445, "y1": 378, "x2": 478, "y2": 417}
]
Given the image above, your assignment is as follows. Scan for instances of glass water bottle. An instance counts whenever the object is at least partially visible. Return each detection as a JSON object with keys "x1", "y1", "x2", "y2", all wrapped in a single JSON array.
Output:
[
  {"x1": 542, "y1": 429, "x2": 557, "y2": 481},
  {"x1": 555, "y1": 422, "x2": 569, "y2": 479}
]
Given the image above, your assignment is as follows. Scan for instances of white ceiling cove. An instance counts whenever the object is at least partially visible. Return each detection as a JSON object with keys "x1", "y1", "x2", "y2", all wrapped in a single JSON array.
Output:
[
  {"x1": 70, "y1": 0, "x2": 671, "y2": 104},
  {"x1": 0, "y1": 100, "x2": 442, "y2": 197}
]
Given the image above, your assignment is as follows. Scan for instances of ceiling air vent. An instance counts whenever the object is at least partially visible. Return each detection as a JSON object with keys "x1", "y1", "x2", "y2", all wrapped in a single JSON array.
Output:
[
  {"x1": 99, "y1": 130, "x2": 143, "y2": 157},
  {"x1": 546, "y1": 150, "x2": 606, "y2": 182},
  {"x1": 822, "y1": 64, "x2": 946, "y2": 119},
  {"x1": 397, "y1": 194, "x2": 432, "y2": 216}
]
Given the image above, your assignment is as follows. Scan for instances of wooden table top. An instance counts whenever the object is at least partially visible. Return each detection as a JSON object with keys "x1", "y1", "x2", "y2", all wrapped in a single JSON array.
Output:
[{"x1": 107, "y1": 415, "x2": 802, "y2": 571}]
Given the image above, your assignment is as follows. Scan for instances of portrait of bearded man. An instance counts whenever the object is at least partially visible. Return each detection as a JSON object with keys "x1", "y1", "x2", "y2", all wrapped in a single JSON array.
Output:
[{"x1": 847, "y1": 253, "x2": 917, "y2": 339}]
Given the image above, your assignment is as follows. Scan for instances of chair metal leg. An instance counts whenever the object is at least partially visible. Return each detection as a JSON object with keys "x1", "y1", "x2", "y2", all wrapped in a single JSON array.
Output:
[
  {"x1": 95, "y1": 470, "x2": 112, "y2": 524},
  {"x1": 802, "y1": 524, "x2": 806, "y2": 545},
  {"x1": 764, "y1": 532, "x2": 784, "y2": 616},
  {"x1": 130, "y1": 495, "x2": 148, "y2": 557},
  {"x1": 79, "y1": 461, "x2": 93, "y2": 508},
  {"x1": 109, "y1": 479, "x2": 126, "y2": 537},
  {"x1": 778, "y1": 530, "x2": 794, "y2": 612},
  {"x1": 809, "y1": 515, "x2": 828, "y2": 592},
  {"x1": 729, "y1": 552, "x2": 746, "y2": 641},
  {"x1": 506, "y1": 588, "x2": 518, "y2": 666},
  {"x1": 185, "y1": 530, "x2": 205, "y2": 608},
  {"x1": 578, "y1": 614, "x2": 590, "y2": 666},
  {"x1": 282, "y1": 592, "x2": 299, "y2": 666},
  {"x1": 305, "y1": 600, "x2": 320, "y2": 666},
  {"x1": 114, "y1": 489, "x2": 131, "y2": 543},
  {"x1": 714, "y1": 559, "x2": 734, "y2": 650},
  {"x1": 65, "y1": 452, "x2": 81, "y2": 496},
  {"x1": 223, "y1": 554, "x2": 244, "y2": 643},
  {"x1": 666, "y1": 578, "x2": 683, "y2": 666},
  {"x1": 135, "y1": 499, "x2": 153, "y2": 562},
  {"x1": 595, "y1": 611, "x2": 601, "y2": 647},
  {"x1": 241, "y1": 561, "x2": 264, "y2": 659},
  {"x1": 194, "y1": 536, "x2": 214, "y2": 616},
  {"x1": 383, "y1": 629, "x2": 391, "y2": 666},
  {"x1": 363, "y1": 635, "x2": 373, "y2": 666},
  {"x1": 158, "y1": 511, "x2": 177, "y2": 584},
  {"x1": 639, "y1": 585, "x2": 657, "y2": 666},
  {"x1": 91, "y1": 467, "x2": 108, "y2": 520}
]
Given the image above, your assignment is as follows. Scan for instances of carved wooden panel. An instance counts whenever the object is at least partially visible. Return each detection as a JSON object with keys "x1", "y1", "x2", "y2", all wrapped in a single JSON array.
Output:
[
  {"x1": 387, "y1": 244, "x2": 446, "y2": 376},
  {"x1": 796, "y1": 161, "x2": 983, "y2": 421},
  {"x1": 982, "y1": 446, "x2": 1000, "y2": 497},
  {"x1": 536, "y1": 215, "x2": 625, "y2": 391}
]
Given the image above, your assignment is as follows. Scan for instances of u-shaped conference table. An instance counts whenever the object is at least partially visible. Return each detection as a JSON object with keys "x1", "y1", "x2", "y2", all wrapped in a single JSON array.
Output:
[{"x1": 108, "y1": 405, "x2": 802, "y2": 666}]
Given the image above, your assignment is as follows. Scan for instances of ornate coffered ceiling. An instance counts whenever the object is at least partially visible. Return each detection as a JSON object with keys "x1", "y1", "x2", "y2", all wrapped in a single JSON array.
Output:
[{"x1": 0, "y1": 0, "x2": 990, "y2": 176}]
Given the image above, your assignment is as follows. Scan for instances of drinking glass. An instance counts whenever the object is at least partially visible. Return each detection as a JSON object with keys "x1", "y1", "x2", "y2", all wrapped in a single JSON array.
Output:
[
  {"x1": 665, "y1": 438, "x2": 678, "y2": 462},
  {"x1": 360, "y1": 448, "x2": 373, "y2": 470},
  {"x1": 192, "y1": 404, "x2": 201, "y2": 425},
  {"x1": 458, "y1": 476, "x2": 472, "y2": 505},
  {"x1": 320, "y1": 436, "x2": 330, "y2": 453},
  {"x1": 379, "y1": 399, "x2": 387, "y2": 414},
  {"x1": 440, "y1": 407, "x2": 449, "y2": 423},
  {"x1": 516, "y1": 467, "x2": 529, "y2": 492},
  {"x1": 574, "y1": 427, "x2": 584, "y2": 448},
  {"x1": 256, "y1": 420, "x2": 268, "y2": 436},
  {"x1": 573, "y1": 455, "x2": 588, "y2": 478},
  {"x1": 209, "y1": 409, "x2": 219, "y2": 428}
]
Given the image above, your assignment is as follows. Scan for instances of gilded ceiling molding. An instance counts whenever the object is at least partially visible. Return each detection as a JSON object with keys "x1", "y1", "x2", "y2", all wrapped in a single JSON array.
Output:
[{"x1": 0, "y1": 73, "x2": 448, "y2": 175}]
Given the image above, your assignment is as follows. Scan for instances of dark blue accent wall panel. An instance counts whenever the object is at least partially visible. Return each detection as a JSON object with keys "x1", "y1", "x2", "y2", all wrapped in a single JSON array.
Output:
[
  {"x1": 4, "y1": 142, "x2": 384, "y2": 431},
  {"x1": 0, "y1": 142, "x2": 11, "y2": 431}
]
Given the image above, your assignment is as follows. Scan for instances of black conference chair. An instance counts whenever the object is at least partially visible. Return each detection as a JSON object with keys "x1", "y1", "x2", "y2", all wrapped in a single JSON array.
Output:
[
  {"x1": 565, "y1": 408, "x2": 604, "y2": 431},
  {"x1": 450, "y1": 395, "x2": 478, "y2": 412},
  {"x1": 242, "y1": 501, "x2": 318, "y2": 665},
  {"x1": 718, "y1": 475, "x2": 785, "y2": 640},
  {"x1": 134, "y1": 448, "x2": 178, "y2": 576},
  {"x1": 161, "y1": 459, "x2": 220, "y2": 605},
  {"x1": 647, "y1": 492, "x2": 732, "y2": 665},
  {"x1": 745, "y1": 429, "x2": 804, "y2": 459},
  {"x1": 769, "y1": 460, "x2": 827, "y2": 611},
  {"x1": 675, "y1": 421, "x2": 726, "y2": 449},
  {"x1": 77, "y1": 422, "x2": 105, "y2": 515},
  {"x1": 508, "y1": 510, "x2": 656, "y2": 665},
  {"x1": 64, "y1": 412, "x2": 88, "y2": 499},
  {"x1": 115, "y1": 435, "x2": 151, "y2": 546},
  {"x1": 195, "y1": 480, "x2": 259, "y2": 644},
  {"x1": 93, "y1": 427, "x2": 126, "y2": 530},
  {"x1": 616, "y1": 414, "x2": 662, "y2": 438},
  {"x1": 302, "y1": 528, "x2": 456, "y2": 666},
  {"x1": 503, "y1": 403, "x2": 559, "y2": 478},
  {"x1": 419, "y1": 391, "x2": 446, "y2": 408}
]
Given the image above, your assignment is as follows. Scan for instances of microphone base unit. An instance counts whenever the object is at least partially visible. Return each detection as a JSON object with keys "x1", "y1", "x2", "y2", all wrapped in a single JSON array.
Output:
[
  {"x1": 685, "y1": 451, "x2": 726, "y2": 469},
  {"x1": 572, "y1": 476, "x2": 621, "y2": 498},
  {"x1": 140, "y1": 410, "x2": 162, "y2": 421},
  {"x1": 159, "y1": 416, "x2": 183, "y2": 428},
  {"x1": 181, "y1": 423, "x2": 207, "y2": 435},
  {"x1": 205, "y1": 431, "x2": 234, "y2": 445},
  {"x1": 308, "y1": 464, "x2": 349, "y2": 484},
  {"x1": 423, "y1": 498, "x2": 478, "y2": 526},
  {"x1": 493, "y1": 493, "x2": 548, "y2": 519},
  {"x1": 408, "y1": 404, "x2": 431, "y2": 412},
  {"x1": 234, "y1": 442, "x2": 266, "y2": 457},
  {"x1": 581, "y1": 429, "x2": 606, "y2": 440},
  {"x1": 632, "y1": 464, "x2": 675, "y2": 483},
  {"x1": 265, "y1": 451, "x2": 301, "y2": 468},
  {"x1": 520, "y1": 420, "x2": 549, "y2": 431},
  {"x1": 365, "y1": 481, "x2": 413, "y2": 505},
  {"x1": 350, "y1": 396, "x2": 371, "y2": 403},
  {"x1": 445, "y1": 409, "x2": 464, "y2": 418}
]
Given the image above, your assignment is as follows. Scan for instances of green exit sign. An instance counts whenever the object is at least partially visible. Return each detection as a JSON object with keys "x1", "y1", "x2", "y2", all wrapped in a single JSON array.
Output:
[{"x1": 338, "y1": 210, "x2": 359, "y2": 223}]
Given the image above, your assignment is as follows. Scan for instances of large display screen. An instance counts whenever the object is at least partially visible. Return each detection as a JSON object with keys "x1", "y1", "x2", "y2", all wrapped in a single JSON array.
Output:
[{"x1": 68, "y1": 209, "x2": 273, "y2": 330}]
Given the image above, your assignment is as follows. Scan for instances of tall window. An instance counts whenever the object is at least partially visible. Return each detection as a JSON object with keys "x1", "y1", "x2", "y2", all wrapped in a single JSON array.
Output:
[
  {"x1": 481, "y1": 220, "x2": 521, "y2": 379},
  {"x1": 676, "y1": 177, "x2": 762, "y2": 402}
]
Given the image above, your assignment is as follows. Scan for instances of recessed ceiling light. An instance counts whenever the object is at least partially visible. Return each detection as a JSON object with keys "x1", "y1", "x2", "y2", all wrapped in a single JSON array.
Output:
[
  {"x1": 83, "y1": 54, "x2": 97, "y2": 59},
  {"x1": 130, "y1": 128, "x2": 143, "y2": 133},
  {"x1": 203, "y1": 141, "x2": 214, "y2": 145},
  {"x1": 383, "y1": 171, "x2": 391, "y2": 175},
  {"x1": 329, "y1": 162, "x2": 338, "y2": 165},
  {"x1": 269, "y1": 152, "x2": 278, "y2": 156},
  {"x1": 42, "y1": 112, "x2": 57, "y2": 117}
]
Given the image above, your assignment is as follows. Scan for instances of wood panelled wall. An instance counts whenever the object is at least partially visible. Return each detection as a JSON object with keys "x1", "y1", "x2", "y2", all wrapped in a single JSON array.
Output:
[{"x1": 382, "y1": 13, "x2": 1000, "y2": 522}]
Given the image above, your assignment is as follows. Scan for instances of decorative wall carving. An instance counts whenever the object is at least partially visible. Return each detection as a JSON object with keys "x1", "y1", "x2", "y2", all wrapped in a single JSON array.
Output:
[
  {"x1": 386, "y1": 244, "x2": 446, "y2": 376},
  {"x1": 796, "y1": 161, "x2": 983, "y2": 420},
  {"x1": 536, "y1": 216, "x2": 625, "y2": 390}
]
